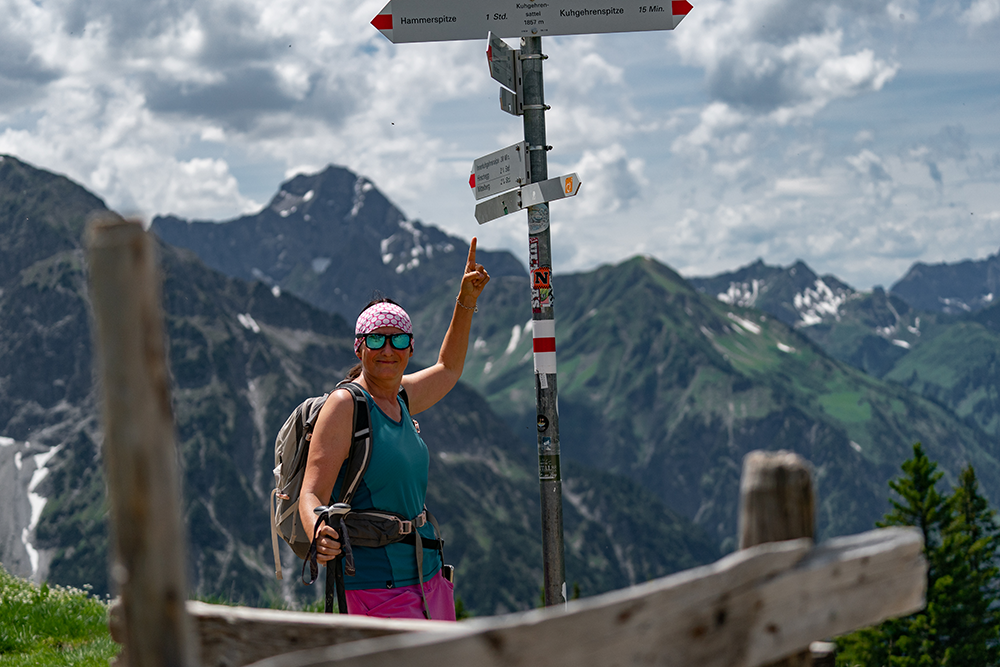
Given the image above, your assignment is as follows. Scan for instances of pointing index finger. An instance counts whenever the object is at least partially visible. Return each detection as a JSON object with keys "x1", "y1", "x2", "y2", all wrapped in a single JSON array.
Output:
[{"x1": 466, "y1": 237, "x2": 478, "y2": 271}]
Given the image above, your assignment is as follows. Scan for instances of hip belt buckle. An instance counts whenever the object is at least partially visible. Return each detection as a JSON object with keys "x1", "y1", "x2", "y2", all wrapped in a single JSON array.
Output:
[{"x1": 398, "y1": 510, "x2": 428, "y2": 535}]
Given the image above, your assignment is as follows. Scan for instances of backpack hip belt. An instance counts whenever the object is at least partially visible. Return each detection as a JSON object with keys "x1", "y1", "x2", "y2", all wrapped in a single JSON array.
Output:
[{"x1": 304, "y1": 505, "x2": 445, "y2": 619}]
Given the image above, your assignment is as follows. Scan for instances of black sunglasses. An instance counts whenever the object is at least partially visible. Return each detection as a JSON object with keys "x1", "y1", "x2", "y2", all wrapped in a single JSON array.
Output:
[{"x1": 356, "y1": 333, "x2": 413, "y2": 350}]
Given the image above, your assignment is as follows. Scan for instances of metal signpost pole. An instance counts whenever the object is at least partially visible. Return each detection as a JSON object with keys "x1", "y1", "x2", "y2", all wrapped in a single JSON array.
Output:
[{"x1": 521, "y1": 35, "x2": 566, "y2": 608}]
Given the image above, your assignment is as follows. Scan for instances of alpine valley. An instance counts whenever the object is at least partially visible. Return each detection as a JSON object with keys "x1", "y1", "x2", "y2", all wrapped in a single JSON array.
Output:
[
  {"x1": 0, "y1": 155, "x2": 716, "y2": 616},
  {"x1": 151, "y1": 161, "x2": 1000, "y2": 550},
  {"x1": 3, "y1": 153, "x2": 1000, "y2": 616}
]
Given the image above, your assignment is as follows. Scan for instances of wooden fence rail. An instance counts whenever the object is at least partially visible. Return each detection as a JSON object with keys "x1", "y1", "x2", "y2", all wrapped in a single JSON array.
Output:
[
  {"x1": 108, "y1": 602, "x2": 445, "y2": 667},
  {"x1": 240, "y1": 528, "x2": 925, "y2": 667}
]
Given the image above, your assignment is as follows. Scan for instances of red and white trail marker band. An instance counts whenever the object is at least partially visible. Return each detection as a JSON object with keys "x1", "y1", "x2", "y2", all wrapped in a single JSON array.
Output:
[
  {"x1": 533, "y1": 319, "x2": 557, "y2": 374},
  {"x1": 371, "y1": 0, "x2": 692, "y2": 44}
]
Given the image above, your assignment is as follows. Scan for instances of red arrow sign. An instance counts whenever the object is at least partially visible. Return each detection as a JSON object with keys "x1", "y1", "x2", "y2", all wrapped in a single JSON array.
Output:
[
  {"x1": 371, "y1": 12, "x2": 392, "y2": 30},
  {"x1": 469, "y1": 173, "x2": 476, "y2": 189},
  {"x1": 672, "y1": 0, "x2": 693, "y2": 15}
]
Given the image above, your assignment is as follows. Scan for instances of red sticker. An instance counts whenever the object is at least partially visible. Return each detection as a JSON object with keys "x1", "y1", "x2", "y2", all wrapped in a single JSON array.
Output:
[{"x1": 532, "y1": 267, "x2": 551, "y2": 289}]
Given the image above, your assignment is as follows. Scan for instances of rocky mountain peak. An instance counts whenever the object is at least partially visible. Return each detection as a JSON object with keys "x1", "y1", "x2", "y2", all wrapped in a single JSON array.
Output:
[
  {"x1": 688, "y1": 258, "x2": 854, "y2": 328},
  {"x1": 891, "y1": 249, "x2": 1000, "y2": 314},
  {"x1": 152, "y1": 163, "x2": 525, "y2": 320}
]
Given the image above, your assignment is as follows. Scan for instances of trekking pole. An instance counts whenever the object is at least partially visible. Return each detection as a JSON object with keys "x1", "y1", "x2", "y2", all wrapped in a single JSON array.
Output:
[{"x1": 316, "y1": 503, "x2": 351, "y2": 613}]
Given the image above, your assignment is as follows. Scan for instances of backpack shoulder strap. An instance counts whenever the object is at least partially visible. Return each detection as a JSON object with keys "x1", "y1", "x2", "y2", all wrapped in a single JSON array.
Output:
[
  {"x1": 398, "y1": 386, "x2": 410, "y2": 412},
  {"x1": 333, "y1": 381, "x2": 372, "y2": 506}
]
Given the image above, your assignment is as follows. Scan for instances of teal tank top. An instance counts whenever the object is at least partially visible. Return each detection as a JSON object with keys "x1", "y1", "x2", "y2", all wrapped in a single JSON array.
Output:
[{"x1": 332, "y1": 389, "x2": 442, "y2": 590}]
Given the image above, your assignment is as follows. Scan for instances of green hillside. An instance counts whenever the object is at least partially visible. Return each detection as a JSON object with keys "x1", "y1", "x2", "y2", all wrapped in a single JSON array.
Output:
[
  {"x1": 885, "y1": 307, "x2": 1000, "y2": 440},
  {"x1": 798, "y1": 288, "x2": 941, "y2": 378},
  {"x1": 411, "y1": 256, "x2": 1000, "y2": 550}
]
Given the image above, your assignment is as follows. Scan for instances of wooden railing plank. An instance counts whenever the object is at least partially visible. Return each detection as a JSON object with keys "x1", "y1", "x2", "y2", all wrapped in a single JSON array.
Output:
[
  {"x1": 744, "y1": 528, "x2": 926, "y2": 666},
  {"x1": 188, "y1": 603, "x2": 448, "y2": 667},
  {"x1": 241, "y1": 527, "x2": 923, "y2": 667}
]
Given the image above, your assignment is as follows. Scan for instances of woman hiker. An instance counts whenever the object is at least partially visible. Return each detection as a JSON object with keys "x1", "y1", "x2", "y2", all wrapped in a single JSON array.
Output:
[{"x1": 298, "y1": 238, "x2": 490, "y2": 620}]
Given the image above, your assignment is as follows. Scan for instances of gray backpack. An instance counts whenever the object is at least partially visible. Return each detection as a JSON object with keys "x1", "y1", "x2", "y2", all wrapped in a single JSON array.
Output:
[{"x1": 269, "y1": 382, "x2": 373, "y2": 579}]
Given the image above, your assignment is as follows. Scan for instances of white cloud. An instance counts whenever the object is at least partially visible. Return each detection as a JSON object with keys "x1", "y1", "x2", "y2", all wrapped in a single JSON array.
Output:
[
  {"x1": 670, "y1": 0, "x2": 898, "y2": 154},
  {"x1": 565, "y1": 144, "x2": 647, "y2": 214},
  {"x1": 0, "y1": 0, "x2": 996, "y2": 295},
  {"x1": 672, "y1": 102, "x2": 750, "y2": 159},
  {"x1": 961, "y1": 0, "x2": 1000, "y2": 27},
  {"x1": 773, "y1": 176, "x2": 836, "y2": 197}
]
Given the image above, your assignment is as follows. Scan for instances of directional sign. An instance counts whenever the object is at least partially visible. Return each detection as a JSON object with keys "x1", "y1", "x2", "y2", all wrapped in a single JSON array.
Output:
[
  {"x1": 488, "y1": 32, "x2": 523, "y2": 115},
  {"x1": 470, "y1": 141, "x2": 529, "y2": 200},
  {"x1": 475, "y1": 173, "x2": 581, "y2": 224},
  {"x1": 487, "y1": 32, "x2": 518, "y2": 92},
  {"x1": 522, "y1": 172, "x2": 581, "y2": 207},
  {"x1": 372, "y1": 0, "x2": 692, "y2": 44},
  {"x1": 500, "y1": 87, "x2": 521, "y2": 115}
]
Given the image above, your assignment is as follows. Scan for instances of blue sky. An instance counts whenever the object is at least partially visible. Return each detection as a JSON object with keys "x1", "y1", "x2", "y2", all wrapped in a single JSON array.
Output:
[{"x1": 1, "y1": 0, "x2": 997, "y2": 289}]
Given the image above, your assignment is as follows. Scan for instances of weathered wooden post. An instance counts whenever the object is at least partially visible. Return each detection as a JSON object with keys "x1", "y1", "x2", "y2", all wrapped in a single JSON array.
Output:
[
  {"x1": 739, "y1": 450, "x2": 816, "y2": 667},
  {"x1": 87, "y1": 215, "x2": 199, "y2": 667}
]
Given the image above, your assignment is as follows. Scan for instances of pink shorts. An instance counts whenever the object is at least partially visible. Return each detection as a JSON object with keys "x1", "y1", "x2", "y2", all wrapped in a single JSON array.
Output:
[{"x1": 345, "y1": 571, "x2": 456, "y2": 621}]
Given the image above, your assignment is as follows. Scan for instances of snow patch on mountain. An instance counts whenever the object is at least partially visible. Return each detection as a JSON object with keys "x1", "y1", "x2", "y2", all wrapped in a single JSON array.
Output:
[
  {"x1": 794, "y1": 279, "x2": 850, "y2": 326},
  {"x1": 727, "y1": 312, "x2": 762, "y2": 334},
  {"x1": 717, "y1": 279, "x2": 762, "y2": 307},
  {"x1": 350, "y1": 177, "x2": 374, "y2": 218},
  {"x1": 271, "y1": 188, "x2": 309, "y2": 217},
  {"x1": 25, "y1": 446, "x2": 61, "y2": 578},
  {"x1": 381, "y1": 219, "x2": 458, "y2": 274},
  {"x1": 238, "y1": 313, "x2": 261, "y2": 333},
  {"x1": 939, "y1": 296, "x2": 973, "y2": 312},
  {"x1": 505, "y1": 324, "x2": 522, "y2": 355}
]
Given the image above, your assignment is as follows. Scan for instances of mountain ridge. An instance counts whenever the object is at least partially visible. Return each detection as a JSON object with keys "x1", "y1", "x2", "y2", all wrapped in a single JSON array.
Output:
[
  {"x1": 152, "y1": 165, "x2": 526, "y2": 321},
  {"x1": 890, "y1": 250, "x2": 1000, "y2": 314},
  {"x1": 409, "y1": 255, "x2": 1000, "y2": 549},
  {"x1": 0, "y1": 154, "x2": 717, "y2": 615},
  {"x1": 140, "y1": 159, "x2": 1000, "y2": 554}
]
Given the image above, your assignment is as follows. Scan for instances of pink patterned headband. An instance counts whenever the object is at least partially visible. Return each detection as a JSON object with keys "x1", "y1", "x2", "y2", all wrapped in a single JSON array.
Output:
[{"x1": 354, "y1": 302, "x2": 412, "y2": 353}]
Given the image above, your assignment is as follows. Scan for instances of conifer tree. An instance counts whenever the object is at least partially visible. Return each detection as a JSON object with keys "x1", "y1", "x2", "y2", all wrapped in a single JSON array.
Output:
[
  {"x1": 933, "y1": 465, "x2": 1000, "y2": 665},
  {"x1": 837, "y1": 447, "x2": 1000, "y2": 667},
  {"x1": 837, "y1": 443, "x2": 948, "y2": 666}
]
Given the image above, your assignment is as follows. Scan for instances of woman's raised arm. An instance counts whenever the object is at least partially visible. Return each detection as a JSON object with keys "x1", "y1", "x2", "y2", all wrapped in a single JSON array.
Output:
[{"x1": 402, "y1": 237, "x2": 490, "y2": 414}]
